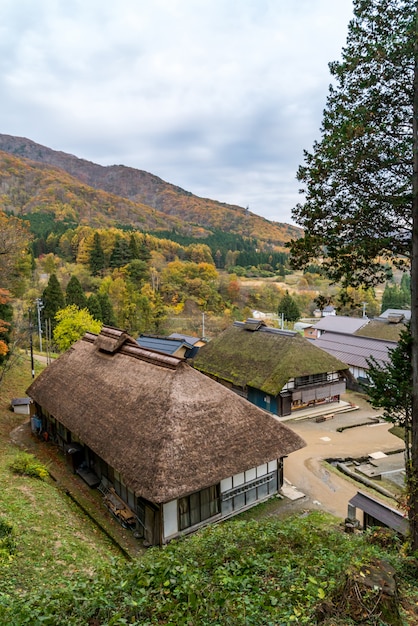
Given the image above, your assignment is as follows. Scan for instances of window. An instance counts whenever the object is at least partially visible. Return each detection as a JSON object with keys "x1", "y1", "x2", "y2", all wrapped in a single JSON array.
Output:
[
  {"x1": 221, "y1": 470, "x2": 278, "y2": 514},
  {"x1": 295, "y1": 372, "x2": 328, "y2": 388},
  {"x1": 178, "y1": 485, "x2": 220, "y2": 530}
]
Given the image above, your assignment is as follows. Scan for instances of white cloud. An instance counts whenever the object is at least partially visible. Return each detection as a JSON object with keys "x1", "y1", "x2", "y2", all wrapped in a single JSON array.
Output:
[{"x1": 0, "y1": 0, "x2": 354, "y2": 223}]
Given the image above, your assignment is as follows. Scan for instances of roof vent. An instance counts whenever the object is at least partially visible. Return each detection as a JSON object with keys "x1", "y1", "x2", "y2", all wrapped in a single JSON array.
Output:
[
  {"x1": 242, "y1": 318, "x2": 267, "y2": 331},
  {"x1": 94, "y1": 326, "x2": 137, "y2": 354}
]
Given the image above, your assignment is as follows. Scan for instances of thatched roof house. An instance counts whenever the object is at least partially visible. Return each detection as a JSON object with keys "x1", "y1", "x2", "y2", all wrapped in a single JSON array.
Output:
[
  {"x1": 193, "y1": 320, "x2": 349, "y2": 417},
  {"x1": 27, "y1": 326, "x2": 305, "y2": 545}
]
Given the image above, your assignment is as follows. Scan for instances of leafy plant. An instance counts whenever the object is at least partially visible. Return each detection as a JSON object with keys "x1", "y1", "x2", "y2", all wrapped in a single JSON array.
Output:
[
  {"x1": 8, "y1": 451, "x2": 49, "y2": 480},
  {"x1": 0, "y1": 518, "x2": 16, "y2": 563}
]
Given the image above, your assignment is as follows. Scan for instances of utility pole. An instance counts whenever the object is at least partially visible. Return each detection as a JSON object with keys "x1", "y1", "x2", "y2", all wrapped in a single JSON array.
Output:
[
  {"x1": 36, "y1": 298, "x2": 43, "y2": 352},
  {"x1": 29, "y1": 308, "x2": 35, "y2": 379}
]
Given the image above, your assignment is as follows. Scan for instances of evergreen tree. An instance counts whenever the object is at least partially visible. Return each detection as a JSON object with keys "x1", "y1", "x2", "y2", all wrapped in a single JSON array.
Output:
[
  {"x1": 86, "y1": 294, "x2": 103, "y2": 322},
  {"x1": 290, "y1": 0, "x2": 414, "y2": 289},
  {"x1": 401, "y1": 272, "x2": 412, "y2": 307},
  {"x1": 89, "y1": 233, "x2": 105, "y2": 276},
  {"x1": 381, "y1": 283, "x2": 409, "y2": 312},
  {"x1": 66, "y1": 275, "x2": 88, "y2": 309},
  {"x1": 278, "y1": 290, "x2": 300, "y2": 322},
  {"x1": 109, "y1": 237, "x2": 132, "y2": 268},
  {"x1": 137, "y1": 237, "x2": 151, "y2": 262},
  {"x1": 97, "y1": 293, "x2": 116, "y2": 326},
  {"x1": 128, "y1": 234, "x2": 141, "y2": 260},
  {"x1": 126, "y1": 259, "x2": 149, "y2": 286},
  {"x1": 42, "y1": 274, "x2": 65, "y2": 329},
  {"x1": 365, "y1": 327, "x2": 412, "y2": 503},
  {"x1": 288, "y1": 0, "x2": 418, "y2": 548}
]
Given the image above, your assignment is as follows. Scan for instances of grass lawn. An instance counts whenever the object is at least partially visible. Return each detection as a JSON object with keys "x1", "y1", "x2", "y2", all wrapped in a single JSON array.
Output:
[{"x1": 0, "y1": 354, "x2": 123, "y2": 604}]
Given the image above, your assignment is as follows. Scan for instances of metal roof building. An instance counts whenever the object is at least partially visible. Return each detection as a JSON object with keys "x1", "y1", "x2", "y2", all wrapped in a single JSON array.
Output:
[{"x1": 312, "y1": 332, "x2": 396, "y2": 370}]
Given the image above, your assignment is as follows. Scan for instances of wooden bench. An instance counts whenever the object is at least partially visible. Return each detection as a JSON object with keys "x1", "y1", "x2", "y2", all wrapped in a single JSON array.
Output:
[{"x1": 315, "y1": 413, "x2": 334, "y2": 423}]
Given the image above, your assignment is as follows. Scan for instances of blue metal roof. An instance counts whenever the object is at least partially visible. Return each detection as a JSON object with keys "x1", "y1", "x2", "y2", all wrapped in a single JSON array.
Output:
[{"x1": 137, "y1": 336, "x2": 186, "y2": 355}]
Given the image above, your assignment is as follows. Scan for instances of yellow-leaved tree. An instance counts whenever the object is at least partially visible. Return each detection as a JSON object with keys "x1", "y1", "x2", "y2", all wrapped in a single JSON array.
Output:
[{"x1": 53, "y1": 305, "x2": 102, "y2": 352}]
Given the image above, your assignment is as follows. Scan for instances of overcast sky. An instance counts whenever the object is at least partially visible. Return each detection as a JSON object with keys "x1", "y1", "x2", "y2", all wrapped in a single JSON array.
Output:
[{"x1": 1, "y1": 0, "x2": 354, "y2": 225}]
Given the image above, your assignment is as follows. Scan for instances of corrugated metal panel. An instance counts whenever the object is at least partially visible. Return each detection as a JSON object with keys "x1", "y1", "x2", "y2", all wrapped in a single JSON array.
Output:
[
  {"x1": 349, "y1": 492, "x2": 408, "y2": 535},
  {"x1": 137, "y1": 336, "x2": 183, "y2": 355},
  {"x1": 314, "y1": 316, "x2": 368, "y2": 334},
  {"x1": 312, "y1": 333, "x2": 396, "y2": 369}
]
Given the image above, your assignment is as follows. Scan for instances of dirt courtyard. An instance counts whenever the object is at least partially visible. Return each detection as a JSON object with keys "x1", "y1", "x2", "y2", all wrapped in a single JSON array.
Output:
[{"x1": 283, "y1": 391, "x2": 404, "y2": 520}]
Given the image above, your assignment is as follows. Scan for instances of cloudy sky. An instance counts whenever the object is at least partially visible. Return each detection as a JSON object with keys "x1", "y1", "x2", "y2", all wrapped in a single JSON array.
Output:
[{"x1": 1, "y1": 0, "x2": 354, "y2": 225}]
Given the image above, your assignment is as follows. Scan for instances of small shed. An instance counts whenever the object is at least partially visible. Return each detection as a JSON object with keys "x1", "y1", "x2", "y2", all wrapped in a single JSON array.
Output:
[
  {"x1": 347, "y1": 491, "x2": 408, "y2": 536},
  {"x1": 11, "y1": 397, "x2": 32, "y2": 415}
]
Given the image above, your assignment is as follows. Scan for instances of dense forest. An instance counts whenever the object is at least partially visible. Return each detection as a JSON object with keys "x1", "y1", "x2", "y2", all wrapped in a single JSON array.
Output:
[{"x1": 0, "y1": 198, "x2": 410, "y2": 364}]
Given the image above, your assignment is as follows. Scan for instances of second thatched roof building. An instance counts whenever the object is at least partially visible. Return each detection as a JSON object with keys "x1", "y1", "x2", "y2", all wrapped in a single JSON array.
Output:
[{"x1": 193, "y1": 319, "x2": 350, "y2": 417}]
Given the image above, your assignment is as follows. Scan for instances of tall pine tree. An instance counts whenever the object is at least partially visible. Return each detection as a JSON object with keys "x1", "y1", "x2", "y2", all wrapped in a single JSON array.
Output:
[
  {"x1": 289, "y1": 0, "x2": 418, "y2": 548},
  {"x1": 291, "y1": 0, "x2": 414, "y2": 288},
  {"x1": 97, "y1": 292, "x2": 116, "y2": 326},
  {"x1": 278, "y1": 290, "x2": 300, "y2": 323},
  {"x1": 89, "y1": 233, "x2": 106, "y2": 276},
  {"x1": 42, "y1": 274, "x2": 65, "y2": 329},
  {"x1": 109, "y1": 237, "x2": 132, "y2": 268},
  {"x1": 86, "y1": 294, "x2": 103, "y2": 322},
  {"x1": 66, "y1": 275, "x2": 88, "y2": 309}
]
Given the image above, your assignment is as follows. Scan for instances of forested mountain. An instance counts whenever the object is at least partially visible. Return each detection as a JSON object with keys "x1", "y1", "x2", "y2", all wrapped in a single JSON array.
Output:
[
  {"x1": 0, "y1": 151, "x2": 186, "y2": 233},
  {"x1": 0, "y1": 134, "x2": 301, "y2": 249}
]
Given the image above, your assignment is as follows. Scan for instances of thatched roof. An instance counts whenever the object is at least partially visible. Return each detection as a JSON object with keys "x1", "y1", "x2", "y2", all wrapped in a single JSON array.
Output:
[
  {"x1": 193, "y1": 321, "x2": 349, "y2": 395},
  {"x1": 26, "y1": 327, "x2": 305, "y2": 504},
  {"x1": 355, "y1": 320, "x2": 406, "y2": 342}
]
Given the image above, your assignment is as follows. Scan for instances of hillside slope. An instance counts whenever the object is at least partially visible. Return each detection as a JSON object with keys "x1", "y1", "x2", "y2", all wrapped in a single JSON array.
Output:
[
  {"x1": 0, "y1": 150, "x2": 186, "y2": 232},
  {"x1": 0, "y1": 134, "x2": 301, "y2": 248}
]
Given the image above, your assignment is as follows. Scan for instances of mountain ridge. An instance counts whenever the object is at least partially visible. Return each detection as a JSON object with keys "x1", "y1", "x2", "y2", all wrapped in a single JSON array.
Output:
[{"x1": 0, "y1": 133, "x2": 302, "y2": 248}]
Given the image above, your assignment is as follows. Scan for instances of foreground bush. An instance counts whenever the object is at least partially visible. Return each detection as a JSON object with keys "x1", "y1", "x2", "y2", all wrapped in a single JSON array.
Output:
[
  {"x1": 8, "y1": 451, "x2": 49, "y2": 480},
  {"x1": 1, "y1": 511, "x2": 414, "y2": 625}
]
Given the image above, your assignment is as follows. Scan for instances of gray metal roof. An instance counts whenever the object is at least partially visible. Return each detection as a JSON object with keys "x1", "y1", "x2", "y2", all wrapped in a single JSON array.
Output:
[
  {"x1": 314, "y1": 315, "x2": 369, "y2": 334},
  {"x1": 11, "y1": 397, "x2": 31, "y2": 406},
  {"x1": 349, "y1": 491, "x2": 408, "y2": 535},
  {"x1": 169, "y1": 333, "x2": 202, "y2": 346},
  {"x1": 311, "y1": 332, "x2": 397, "y2": 369},
  {"x1": 137, "y1": 335, "x2": 192, "y2": 355}
]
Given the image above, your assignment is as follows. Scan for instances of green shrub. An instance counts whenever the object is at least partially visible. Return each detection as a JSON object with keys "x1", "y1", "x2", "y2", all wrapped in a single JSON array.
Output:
[
  {"x1": 8, "y1": 452, "x2": 49, "y2": 480},
  {"x1": 0, "y1": 518, "x2": 16, "y2": 562}
]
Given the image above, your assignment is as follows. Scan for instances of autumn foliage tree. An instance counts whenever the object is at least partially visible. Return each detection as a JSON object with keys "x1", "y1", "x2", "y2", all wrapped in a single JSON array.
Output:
[
  {"x1": 0, "y1": 289, "x2": 12, "y2": 360},
  {"x1": 0, "y1": 212, "x2": 31, "y2": 374},
  {"x1": 0, "y1": 212, "x2": 31, "y2": 287},
  {"x1": 53, "y1": 305, "x2": 102, "y2": 352}
]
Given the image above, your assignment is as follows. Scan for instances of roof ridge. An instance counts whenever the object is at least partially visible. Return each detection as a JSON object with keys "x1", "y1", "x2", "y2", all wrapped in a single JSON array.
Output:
[{"x1": 83, "y1": 328, "x2": 183, "y2": 368}]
